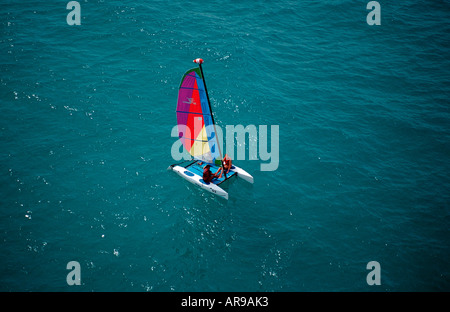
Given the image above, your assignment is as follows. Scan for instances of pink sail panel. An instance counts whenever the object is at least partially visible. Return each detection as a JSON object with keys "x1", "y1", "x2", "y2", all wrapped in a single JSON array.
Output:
[{"x1": 176, "y1": 67, "x2": 220, "y2": 164}]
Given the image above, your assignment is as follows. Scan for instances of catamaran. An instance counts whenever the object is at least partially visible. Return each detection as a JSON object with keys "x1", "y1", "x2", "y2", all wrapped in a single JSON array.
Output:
[{"x1": 168, "y1": 58, "x2": 253, "y2": 199}]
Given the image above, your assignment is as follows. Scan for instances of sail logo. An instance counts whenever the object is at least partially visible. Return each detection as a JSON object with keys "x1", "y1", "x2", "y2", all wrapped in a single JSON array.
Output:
[
  {"x1": 171, "y1": 124, "x2": 279, "y2": 171},
  {"x1": 183, "y1": 98, "x2": 197, "y2": 105}
]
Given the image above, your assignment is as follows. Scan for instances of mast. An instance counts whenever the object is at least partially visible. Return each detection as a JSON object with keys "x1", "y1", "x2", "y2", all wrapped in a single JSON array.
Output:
[
  {"x1": 197, "y1": 61, "x2": 215, "y2": 125},
  {"x1": 194, "y1": 58, "x2": 225, "y2": 176}
]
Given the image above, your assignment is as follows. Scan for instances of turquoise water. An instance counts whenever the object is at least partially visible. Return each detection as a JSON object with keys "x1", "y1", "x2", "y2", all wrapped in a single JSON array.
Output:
[{"x1": 1, "y1": 0, "x2": 449, "y2": 291}]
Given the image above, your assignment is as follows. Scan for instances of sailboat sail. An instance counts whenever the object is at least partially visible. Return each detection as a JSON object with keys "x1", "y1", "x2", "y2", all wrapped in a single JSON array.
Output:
[{"x1": 176, "y1": 66, "x2": 221, "y2": 165}]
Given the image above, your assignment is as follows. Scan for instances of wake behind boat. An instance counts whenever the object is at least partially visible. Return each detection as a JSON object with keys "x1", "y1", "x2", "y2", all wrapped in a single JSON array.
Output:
[{"x1": 168, "y1": 58, "x2": 253, "y2": 199}]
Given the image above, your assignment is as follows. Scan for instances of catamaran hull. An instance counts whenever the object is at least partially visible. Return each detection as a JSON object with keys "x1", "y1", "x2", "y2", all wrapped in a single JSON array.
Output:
[
  {"x1": 229, "y1": 165, "x2": 254, "y2": 184},
  {"x1": 169, "y1": 163, "x2": 253, "y2": 199},
  {"x1": 171, "y1": 165, "x2": 229, "y2": 200}
]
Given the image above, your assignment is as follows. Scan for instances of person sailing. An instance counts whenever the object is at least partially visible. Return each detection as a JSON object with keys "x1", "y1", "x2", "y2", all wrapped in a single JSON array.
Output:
[
  {"x1": 201, "y1": 164, "x2": 219, "y2": 183},
  {"x1": 215, "y1": 154, "x2": 232, "y2": 179},
  {"x1": 198, "y1": 153, "x2": 232, "y2": 182}
]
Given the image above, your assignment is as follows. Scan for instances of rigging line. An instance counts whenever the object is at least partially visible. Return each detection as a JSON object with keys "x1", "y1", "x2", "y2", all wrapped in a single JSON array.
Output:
[{"x1": 198, "y1": 63, "x2": 225, "y2": 177}]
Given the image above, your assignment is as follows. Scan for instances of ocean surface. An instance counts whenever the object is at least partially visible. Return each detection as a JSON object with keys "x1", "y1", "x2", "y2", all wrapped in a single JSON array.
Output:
[{"x1": 1, "y1": 0, "x2": 449, "y2": 291}]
